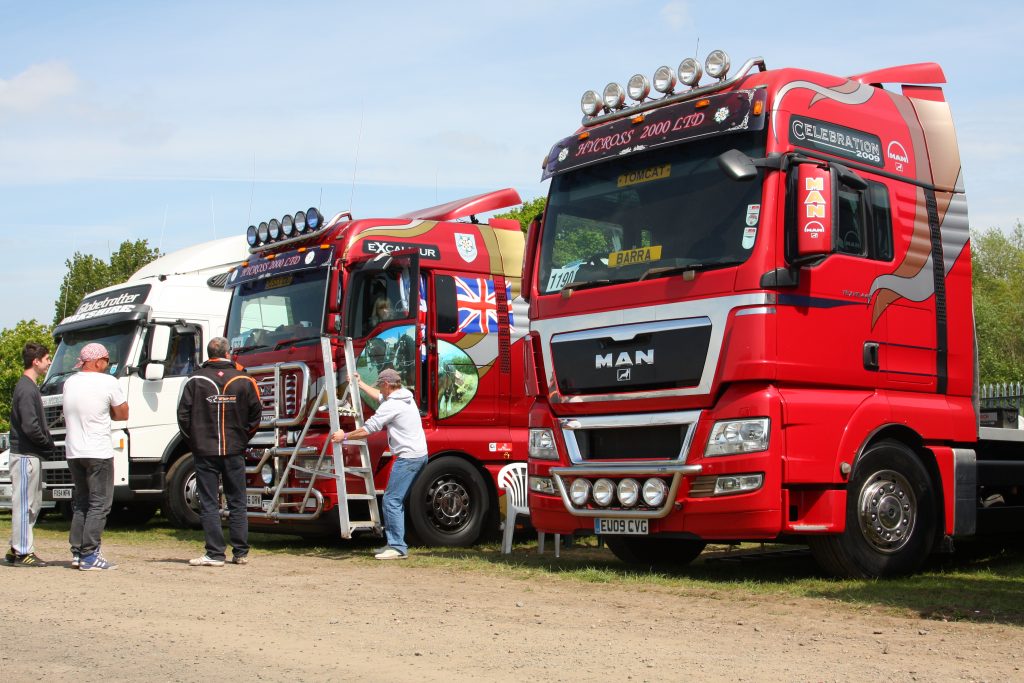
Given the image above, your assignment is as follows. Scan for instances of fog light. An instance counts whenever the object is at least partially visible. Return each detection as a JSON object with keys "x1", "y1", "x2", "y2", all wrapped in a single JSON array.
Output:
[
  {"x1": 705, "y1": 50, "x2": 731, "y2": 80},
  {"x1": 592, "y1": 478, "x2": 615, "y2": 506},
  {"x1": 642, "y1": 478, "x2": 668, "y2": 507},
  {"x1": 569, "y1": 478, "x2": 592, "y2": 506},
  {"x1": 653, "y1": 65, "x2": 676, "y2": 94},
  {"x1": 627, "y1": 74, "x2": 650, "y2": 102},
  {"x1": 713, "y1": 473, "x2": 763, "y2": 496},
  {"x1": 617, "y1": 478, "x2": 640, "y2": 507},
  {"x1": 246, "y1": 225, "x2": 258, "y2": 246},
  {"x1": 257, "y1": 221, "x2": 270, "y2": 243},
  {"x1": 678, "y1": 57, "x2": 702, "y2": 87},
  {"x1": 281, "y1": 214, "x2": 296, "y2": 237},
  {"x1": 261, "y1": 464, "x2": 274, "y2": 485},
  {"x1": 529, "y1": 475, "x2": 555, "y2": 495},
  {"x1": 602, "y1": 82, "x2": 625, "y2": 110},
  {"x1": 581, "y1": 90, "x2": 602, "y2": 116}
]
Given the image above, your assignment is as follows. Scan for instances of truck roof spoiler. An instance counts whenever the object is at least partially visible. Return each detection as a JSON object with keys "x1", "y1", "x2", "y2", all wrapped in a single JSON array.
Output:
[
  {"x1": 848, "y1": 62, "x2": 946, "y2": 86},
  {"x1": 397, "y1": 188, "x2": 523, "y2": 222}
]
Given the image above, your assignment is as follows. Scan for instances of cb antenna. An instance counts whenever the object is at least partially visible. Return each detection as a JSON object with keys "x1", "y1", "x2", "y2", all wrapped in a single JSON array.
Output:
[{"x1": 348, "y1": 101, "x2": 365, "y2": 213}]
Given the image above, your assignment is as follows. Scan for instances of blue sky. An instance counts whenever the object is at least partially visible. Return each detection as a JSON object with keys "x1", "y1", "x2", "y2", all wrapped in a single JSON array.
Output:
[{"x1": 1, "y1": 0, "x2": 1022, "y2": 328}]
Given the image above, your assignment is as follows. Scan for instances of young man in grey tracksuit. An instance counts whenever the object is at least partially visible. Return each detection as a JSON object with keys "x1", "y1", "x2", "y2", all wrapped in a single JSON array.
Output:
[{"x1": 331, "y1": 368, "x2": 427, "y2": 560}]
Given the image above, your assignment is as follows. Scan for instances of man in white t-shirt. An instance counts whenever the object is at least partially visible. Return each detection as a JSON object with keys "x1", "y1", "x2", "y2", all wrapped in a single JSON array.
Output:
[{"x1": 63, "y1": 342, "x2": 129, "y2": 571}]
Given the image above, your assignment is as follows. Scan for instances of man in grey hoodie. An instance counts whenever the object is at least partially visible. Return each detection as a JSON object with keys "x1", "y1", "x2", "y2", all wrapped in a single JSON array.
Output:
[{"x1": 331, "y1": 368, "x2": 427, "y2": 559}]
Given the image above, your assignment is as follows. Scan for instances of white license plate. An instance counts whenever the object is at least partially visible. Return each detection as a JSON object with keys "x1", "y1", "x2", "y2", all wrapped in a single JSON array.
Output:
[
  {"x1": 51, "y1": 488, "x2": 73, "y2": 499},
  {"x1": 595, "y1": 518, "x2": 648, "y2": 535},
  {"x1": 261, "y1": 499, "x2": 273, "y2": 512},
  {"x1": 246, "y1": 494, "x2": 262, "y2": 507}
]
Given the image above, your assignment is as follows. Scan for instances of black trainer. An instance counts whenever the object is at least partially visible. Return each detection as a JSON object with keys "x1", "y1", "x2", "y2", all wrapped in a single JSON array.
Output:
[
  {"x1": 13, "y1": 552, "x2": 48, "y2": 568},
  {"x1": 4, "y1": 547, "x2": 17, "y2": 564}
]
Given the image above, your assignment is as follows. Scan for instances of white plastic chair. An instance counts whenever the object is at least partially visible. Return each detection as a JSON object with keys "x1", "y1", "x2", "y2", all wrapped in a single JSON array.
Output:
[{"x1": 497, "y1": 462, "x2": 559, "y2": 557}]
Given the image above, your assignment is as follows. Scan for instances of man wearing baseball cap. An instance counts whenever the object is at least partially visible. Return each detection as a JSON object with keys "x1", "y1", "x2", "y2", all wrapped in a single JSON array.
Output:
[
  {"x1": 63, "y1": 342, "x2": 129, "y2": 570},
  {"x1": 331, "y1": 368, "x2": 427, "y2": 560}
]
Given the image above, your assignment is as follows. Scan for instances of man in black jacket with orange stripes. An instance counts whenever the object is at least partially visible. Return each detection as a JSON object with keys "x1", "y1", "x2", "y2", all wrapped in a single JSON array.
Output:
[{"x1": 177, "y1": 337, "x2": 261, "y2": 567}]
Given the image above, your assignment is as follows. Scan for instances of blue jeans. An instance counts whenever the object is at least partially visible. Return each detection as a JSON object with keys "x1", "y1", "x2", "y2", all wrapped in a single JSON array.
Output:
[
  {"x1": 382, "y1": 456, "x2": 427, "y2": 554},
  {"x1": 193, "y1": 454, "x2": 249, "y2": 561},
  {"x1": 68, "y1": 458, "x2": 114, "y2": 558}
]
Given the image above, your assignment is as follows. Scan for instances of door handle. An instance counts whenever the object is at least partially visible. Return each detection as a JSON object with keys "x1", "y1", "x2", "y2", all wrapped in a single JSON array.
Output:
[{"x1": 863, "y1": 342, "x2": 879, "y2": 371}]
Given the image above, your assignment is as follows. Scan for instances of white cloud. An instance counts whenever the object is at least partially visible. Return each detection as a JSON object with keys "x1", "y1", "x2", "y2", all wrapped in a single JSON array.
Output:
[
  {"x1": 660, "y1": 0, "x2": 693, "y2": 30},
  {"x1": 0, "y1": 61, "x2": 78, "y2": 115}
]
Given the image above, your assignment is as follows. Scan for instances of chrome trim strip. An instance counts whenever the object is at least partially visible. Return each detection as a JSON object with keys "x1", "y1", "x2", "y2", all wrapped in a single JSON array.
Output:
[
  {"x1": 248, "y1": 361, "x2": 312, "y2": 428},
  {"x1": 581, "y1": 58, "x2": 767, "y2": 127},
  {"x1": 552, "y1": 317, "x2": 709, "y2": 343},
  {"x1": 531, "y1": 293, "x2": 771, "y2": 404},
  {"x1": 735, "y1": 306, "x2": 775, "y2": 317}
]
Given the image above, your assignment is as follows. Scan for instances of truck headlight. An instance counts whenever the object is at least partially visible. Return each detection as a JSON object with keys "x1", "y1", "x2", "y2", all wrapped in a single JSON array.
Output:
[
  {"x1": 642, "y1": 478, "x2": 668, "y2": 506},
  {"x1": 529, "y1": 428, "x2": 558, "y2": 460},
  {"x1": 704, "y1": 418, "x2": 770, "y2": 457},
  {"x1": 528, "y1": 475, "x2": 555, "y2": 495},
  {"x1": 617, "y1": 478, "x2": 640, "y2": 507},
  {"x1": 592, "y1": 478, "x2": 615, "y2": 507},
  {"x1": 569, "y1": 478, "x2": 592, "y2": 506}
]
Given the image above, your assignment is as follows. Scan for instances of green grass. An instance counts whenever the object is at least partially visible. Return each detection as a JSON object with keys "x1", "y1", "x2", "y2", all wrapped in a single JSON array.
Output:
[{"x1": 6, "y1": 512, "x2": 1024, "y2": 626}]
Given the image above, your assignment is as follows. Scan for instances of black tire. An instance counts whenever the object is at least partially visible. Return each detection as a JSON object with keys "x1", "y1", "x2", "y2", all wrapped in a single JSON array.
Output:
[
  {"x1": 164, "y1": 455, "x2": 202, "y2": 529},
  {"x1": 407, "y1": 457, "x2": 489, "y2": 547},
  {"x1": 605, "y1": 537, "x2": 707, "y2": 567},
  {"x1": 106, "y1": 502, "x2": 159, "y2": 527},
  {"x1": 809, "y1": 439, "x2": 937, "y2": 578}
]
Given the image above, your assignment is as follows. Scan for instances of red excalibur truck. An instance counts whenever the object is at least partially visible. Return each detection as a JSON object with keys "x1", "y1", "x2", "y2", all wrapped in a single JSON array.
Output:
[
  {"x1": 524, "y1": 49, "x2": 1024, "y2": 577},
  {"x1": 221, "y1": 190, "x2": 530, "y2": 545}
]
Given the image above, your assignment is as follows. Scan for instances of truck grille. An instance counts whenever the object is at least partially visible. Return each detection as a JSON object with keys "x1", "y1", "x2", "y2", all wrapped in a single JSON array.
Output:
[
  {"x1": 252, "y1": 365, "x2": 308, "y2": 428},
  {"x1": 44, "y1": 403, "x2": 65, "y2": 431},
  {"x1": 573, "y1": 424, "x2": 690, "y2": 460},
  {"x1": 43, "y1": 444, "x2": 73, "y2": 486}
]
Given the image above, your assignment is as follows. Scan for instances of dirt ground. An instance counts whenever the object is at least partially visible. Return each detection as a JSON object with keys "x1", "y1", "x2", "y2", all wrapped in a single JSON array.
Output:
[{"x1": 1, "y1": 533, "x2": 1021, "y2": 683}]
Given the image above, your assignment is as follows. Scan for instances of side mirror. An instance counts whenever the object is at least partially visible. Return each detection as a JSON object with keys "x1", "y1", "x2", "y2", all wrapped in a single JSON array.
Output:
[
  {"x1": 148, "y1": 325, "x2": 171, "y2": 363},
  {"x1": 144, "y1": 363, "x2": 165, "y2": 381},
  {"x1": 717, "y1": 149, "x2": 758, "y2": 181},
  {"x1": 795, "y1": 164, "x2": 834, "y2": 259}
]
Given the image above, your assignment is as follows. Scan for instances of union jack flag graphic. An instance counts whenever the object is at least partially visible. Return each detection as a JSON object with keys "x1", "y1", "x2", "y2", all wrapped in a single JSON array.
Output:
[{"x1": 455, "y1": 277, "x2": 514, "y2": 334}]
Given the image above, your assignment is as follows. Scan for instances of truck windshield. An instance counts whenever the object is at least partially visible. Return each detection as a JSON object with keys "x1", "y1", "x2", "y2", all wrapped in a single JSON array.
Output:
[
  {"x1": 538, "y1": 131, "x2": 766, "y2": 293},
  {"x1": 42, "y1": 321, "x2": 138, "y2": 394},
  {"x1": 226, "y1": 268, "x2": 329, "y2": 351}
]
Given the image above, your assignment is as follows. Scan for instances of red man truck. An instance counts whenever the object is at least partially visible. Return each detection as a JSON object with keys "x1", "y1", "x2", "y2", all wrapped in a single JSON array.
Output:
[
  {"x1": 220, "y1": 190, "x2": 531, "y2": 545},
  {"x1": 524, "y1": 50, "x2": 1024, "y2": 577}
]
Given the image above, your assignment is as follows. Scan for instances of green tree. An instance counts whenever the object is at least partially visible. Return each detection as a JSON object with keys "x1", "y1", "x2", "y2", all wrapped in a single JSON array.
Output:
[
  {"x1": 53, "y1": 239, "x2": 161, "y2": 326},
  {"x1": 495, "y1": 196, "x2": 547, "y2": 233},
  {"x1": 0, "y1": 320, "x2": 53, "y2": 432},
  {"x1": 972, "y1": 221, "x2": 1024, "y2": 382}
]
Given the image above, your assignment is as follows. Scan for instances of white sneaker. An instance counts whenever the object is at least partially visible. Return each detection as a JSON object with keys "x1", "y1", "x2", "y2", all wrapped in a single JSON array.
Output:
[
  {"x1": 188, "y1": 555, "x2": 225, "y2": 567},
  {"x1": 374, "y1": 547, "x2": 408, "y2": 560}
]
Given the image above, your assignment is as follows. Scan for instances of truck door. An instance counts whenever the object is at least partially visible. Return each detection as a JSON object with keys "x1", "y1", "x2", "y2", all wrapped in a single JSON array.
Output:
[{"x1": 429, "y1": 271, "x2": 503, "y2": 425}]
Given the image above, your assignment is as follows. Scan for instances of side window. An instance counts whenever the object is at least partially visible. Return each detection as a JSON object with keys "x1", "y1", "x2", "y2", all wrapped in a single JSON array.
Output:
[
  {"x1": 166, "y1": 329, "x2": 200, "y2": 377},
  {"x1": 434, "y1": 275, "x2": 458, "y2": 334},
  {"x1": 349, "y1": 266, "x2": 416, "y2": 339},
  {"x1": 835, "y1": 179, "x2": 892, "y2": 261}
]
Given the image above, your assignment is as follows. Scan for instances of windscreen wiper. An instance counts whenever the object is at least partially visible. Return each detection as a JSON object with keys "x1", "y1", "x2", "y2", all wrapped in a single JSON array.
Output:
[
  {"x1": 231, "y1": 343, "x2": 269, "y2": 355},
  {"x1": 560, "y1": 279, "x2": 611, "y2": 293},
  {"x1": 273, "y1": 336, "x2": 321, "y2": 351},
  {"x1": 639, "y1": 261, "x2": 744, "y2": 281}
]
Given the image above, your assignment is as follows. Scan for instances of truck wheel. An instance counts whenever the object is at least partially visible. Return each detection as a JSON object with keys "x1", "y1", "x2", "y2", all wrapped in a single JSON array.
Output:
[
  {"x1": 407, "y1": 457, "x2": 488, "y2": 547},
  {"x1": 605, "y1": 537, "x2": 707, "y2": 567},
  {"x1": 106, "y1": 503, "x2": 159, "y2": 527},
  {"x1": 164, "y1": 455, "x2": 202, "y2": 529},
  {"x1": 809, "y1": 440, "x2": 937, "y2": 578}
]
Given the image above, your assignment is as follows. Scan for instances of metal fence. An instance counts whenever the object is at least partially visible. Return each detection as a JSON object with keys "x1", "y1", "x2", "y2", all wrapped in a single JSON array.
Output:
[
  {"x1": 0, "y1": 432, "x2": 7, "y2": 452},
  {"x1": 980, "y1": 382, "x2": 1024, "y2": 413}
]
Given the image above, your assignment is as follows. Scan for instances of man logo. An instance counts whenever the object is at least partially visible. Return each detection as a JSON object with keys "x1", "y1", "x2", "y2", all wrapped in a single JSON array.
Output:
[
  {"x1": 616, "y1": 368, "x2": 631, "y2": 382},
  {"x1": 595, "y1": 350, "x2": 654, "y2": 369}
]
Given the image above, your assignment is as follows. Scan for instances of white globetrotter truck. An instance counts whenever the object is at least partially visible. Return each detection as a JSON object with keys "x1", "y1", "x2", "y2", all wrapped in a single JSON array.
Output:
[{"x1": 0, "y1": 236, "x2": 248, "y2": 526}]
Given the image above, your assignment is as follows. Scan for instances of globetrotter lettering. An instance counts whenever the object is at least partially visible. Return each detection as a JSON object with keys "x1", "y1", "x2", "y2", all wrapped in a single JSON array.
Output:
[{"x1": 74, "y1": 292, "x2": 141, "y2": 314}]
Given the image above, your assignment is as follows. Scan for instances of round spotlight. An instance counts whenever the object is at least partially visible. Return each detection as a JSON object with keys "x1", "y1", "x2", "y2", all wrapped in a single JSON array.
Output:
[
  {"x1": 246, "y1": 225, "x2": 258, "y2": 247},
  {"x1": 592, "y1": 478, "x2": 616, "y2": 507},
  {"x1": 653, "y1": 65, "x2": 676, "y2": 94},
  {"x1": 569, "y1": 478, "x2": 592, "y2": 507},
  {"x1": 268, "y1": 218, "x2": 281, "y2": 241},
  {"x1": 705, "y1": 49, "x2": 731, "y2": 80},
  {"x1": 257, "y1": 221, "x2": 270, "y2": 243},
  {"x1": 581, "y1": 89, "x2": 602, "y2": 117},
  {"x1": 602, "y1": 82, "x2": 625, "y2": 111},
  {"x1": 261, "y1": 464, "x2": 274, "y2": 486},
  {"x1": 294, "y1": 210, "x2": 307, "y2": 232},
  {"x1": 306, "y1": 207, "x2": 322, "y2": 231},
  {"x1": 281, "y1": 214, "x2": 296, "y2": 237},
  {"x1": 642, "y1": 478, "x2": 668, "y2": 507},
  {"x1": 617, "y1": 478, "x2": 640, "y2": 507},
  {"x1": 627, "y1": 74, "x2": 650, "y2": 102},
  {"x1": 678, "y1": 57, "x2": 702, "y2": 87}
]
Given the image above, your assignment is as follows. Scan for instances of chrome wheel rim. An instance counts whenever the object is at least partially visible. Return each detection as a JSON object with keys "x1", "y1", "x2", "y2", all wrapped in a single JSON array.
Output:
[
  {"x1": 424, "y1": 476, "x2": 471, "y2": 532},
  {"x1": 857, "y1": 469, "x2": 916, "y2": 553}
]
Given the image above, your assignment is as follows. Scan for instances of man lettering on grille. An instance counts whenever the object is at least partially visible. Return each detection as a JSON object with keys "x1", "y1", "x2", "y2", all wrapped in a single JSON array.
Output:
[
  {"x1": 63, "y1": 343, "x2": 128, "y2": 571},
  {"x1": 177, "y1": 337, "x2": 261, "y2": 567},
  {"x1": 5, "y1": 342, "x2": 54, "y2": 567},
  {"x1": 331, "y1": 368, "x2": 427, "y2": 560}
]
